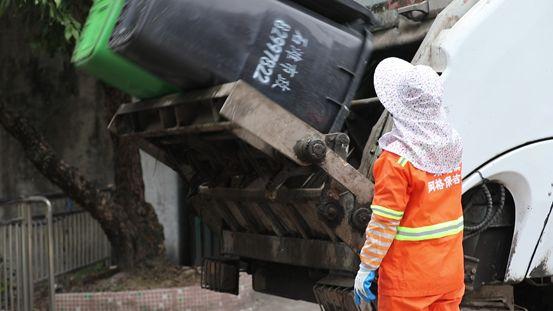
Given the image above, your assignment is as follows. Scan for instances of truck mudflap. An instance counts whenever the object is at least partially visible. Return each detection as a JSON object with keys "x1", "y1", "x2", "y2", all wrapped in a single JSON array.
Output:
[{"x1": 201, "y1": 257, "x2": 240, "y2": 295}]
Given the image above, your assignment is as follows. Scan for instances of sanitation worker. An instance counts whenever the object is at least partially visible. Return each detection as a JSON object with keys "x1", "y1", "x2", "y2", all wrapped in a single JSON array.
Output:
[{"x1": 354, "y1": 57, "x2": 464, "y2": 310}]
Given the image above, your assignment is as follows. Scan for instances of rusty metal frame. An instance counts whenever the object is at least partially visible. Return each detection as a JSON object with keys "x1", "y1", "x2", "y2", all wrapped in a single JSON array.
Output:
[
  {"x1": 198, "y1": 186, "x2": 322, "y2": 203},
  {"x1": 111, "y1": 82, "x2": 235, "y2": 117},
  {"x1": 108, "y1": 78, "x2": 379, "y2": 259},
  {"x1": 221, "y1": 231, "x2": 359, "y2": 272},
  {"x1": 107, "y1": 83, "x2": 235, "y2": 137},
  {"x1": 220, "y1": 81, "x2": 374, "y2": 205},
  {"x1": 108, "y1": 80, "x2": 374, "y2": 208}
]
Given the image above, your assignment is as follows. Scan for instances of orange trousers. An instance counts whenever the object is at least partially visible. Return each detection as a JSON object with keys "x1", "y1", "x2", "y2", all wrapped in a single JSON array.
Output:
[{"x1": 377, "y1": 287, "x2": 464, "y2": 311}]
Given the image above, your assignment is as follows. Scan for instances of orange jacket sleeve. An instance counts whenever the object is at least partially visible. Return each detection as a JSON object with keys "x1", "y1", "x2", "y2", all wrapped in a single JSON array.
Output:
[{"x1": 360, "y1": 153, "x2": 410, "y2": 270}]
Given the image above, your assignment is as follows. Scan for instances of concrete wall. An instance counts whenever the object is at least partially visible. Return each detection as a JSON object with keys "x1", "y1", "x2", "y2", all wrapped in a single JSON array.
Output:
[
  {"x1": 0, "y1": 14, "x2": 115, "y2": 203},
  {"x1": 0, "y1": 74, "x2": 115, "y2": 201},
  {"x1": 140, "y1": 151, "x2": 184, "y2": 264}
]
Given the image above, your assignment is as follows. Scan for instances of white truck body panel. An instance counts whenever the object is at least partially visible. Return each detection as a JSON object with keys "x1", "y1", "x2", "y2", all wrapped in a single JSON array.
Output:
[
  {"x1": 416, "y1": 0, "x2": 553, "y2": 281},
  {"x1": 441, "y1": 0, "x2": 553, "y2": 175},
  {"x1": 462, "y1": 142, "x2": 553, "y2": 282}
]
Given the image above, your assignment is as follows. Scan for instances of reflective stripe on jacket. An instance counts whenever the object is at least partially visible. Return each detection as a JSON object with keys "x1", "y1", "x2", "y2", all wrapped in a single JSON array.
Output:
[{"x1": 369, "y1": 151, "x2": 465, "y2": 297}]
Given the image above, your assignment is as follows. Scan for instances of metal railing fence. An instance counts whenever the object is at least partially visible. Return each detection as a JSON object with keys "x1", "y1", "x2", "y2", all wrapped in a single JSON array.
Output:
[
  {"x1": 0, "y1": 194, "x2": 112, "y2": 310},
  {"x1": 55, "y1": 210, "x2": 112, "y2": 276},
  {"x1": 0, "y1": 197, "x2": 55, "y2": 311}
]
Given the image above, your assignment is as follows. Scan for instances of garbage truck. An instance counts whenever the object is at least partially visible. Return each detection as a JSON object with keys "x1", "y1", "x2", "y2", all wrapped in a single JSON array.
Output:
[{"x1": 75, "y1": 0, "x2": 553, "y2": 309}]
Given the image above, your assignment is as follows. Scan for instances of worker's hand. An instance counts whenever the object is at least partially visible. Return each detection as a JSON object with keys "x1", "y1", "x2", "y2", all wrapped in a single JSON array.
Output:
[{"x1": 354, "y1": 264, "x2": 376, "y2": 305}]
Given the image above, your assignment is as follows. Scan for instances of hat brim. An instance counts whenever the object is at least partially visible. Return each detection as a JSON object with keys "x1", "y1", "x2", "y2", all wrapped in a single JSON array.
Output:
[{"x1": 373, "y1": 57, "x2": 413, "y2": 117}]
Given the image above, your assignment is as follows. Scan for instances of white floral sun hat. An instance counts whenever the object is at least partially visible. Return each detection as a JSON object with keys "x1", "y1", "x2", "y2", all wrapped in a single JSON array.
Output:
[{"x1": 374, "y1": 57, "x2": 463, "y2": 174}]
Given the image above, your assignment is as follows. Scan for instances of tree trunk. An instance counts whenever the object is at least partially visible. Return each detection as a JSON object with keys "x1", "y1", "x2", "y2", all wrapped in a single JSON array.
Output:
[
  {"x1": 103, "y1": 86, "x2": 166, "y2": 266},
  {"x1": 0, "y1": 101, "x2": 164, "y2": 267},
  {"x1": 0, "y1": 5, "x2": 165, "y2": 267}
]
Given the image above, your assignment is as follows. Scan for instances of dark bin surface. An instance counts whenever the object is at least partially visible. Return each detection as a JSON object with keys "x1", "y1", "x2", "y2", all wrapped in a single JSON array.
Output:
[{"x1": 110, "y1": 0, "x2": 372, "y2": 132}]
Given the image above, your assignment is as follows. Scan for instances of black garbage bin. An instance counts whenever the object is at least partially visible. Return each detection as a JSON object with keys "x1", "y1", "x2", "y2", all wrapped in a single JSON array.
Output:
[{"x1": 109, "y1": 0, "x2": 372, "y2": 133}]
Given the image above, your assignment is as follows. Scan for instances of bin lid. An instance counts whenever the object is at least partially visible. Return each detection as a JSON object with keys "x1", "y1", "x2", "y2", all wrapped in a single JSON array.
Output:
[{"x1": 72, "y1": 0, "x2": 119, "y2": 63}]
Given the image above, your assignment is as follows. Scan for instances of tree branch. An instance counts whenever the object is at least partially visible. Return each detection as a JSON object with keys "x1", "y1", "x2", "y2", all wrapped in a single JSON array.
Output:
[
  {"x1": 0, "y1": 101, "x2": 164, "y2": 266},
  {"x1": 0, "y1": 102, "x2": 110, "y2": 215}
]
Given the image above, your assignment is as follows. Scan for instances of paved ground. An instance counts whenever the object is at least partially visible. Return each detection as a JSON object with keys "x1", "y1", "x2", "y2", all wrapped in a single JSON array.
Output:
[{"x1": 246, "y1": 292, "x2": 318, "y2": 311}]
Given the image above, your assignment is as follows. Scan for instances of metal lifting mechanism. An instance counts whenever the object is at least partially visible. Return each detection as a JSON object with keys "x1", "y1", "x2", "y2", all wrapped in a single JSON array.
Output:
[
  {"x1": 108, "y1": 80, "x2": 376, "y2": 247},
  {"x1": 219, "y1": 81, "x2": 375, "y2": 252},
  {"x1": 219, "y1": 81, "x2": 376, "y2": 310},
  {"x1": 109, "y1": 80, "x2": 376, "y2": 309},
  {"x1": 219, "y1": 81, "x2": 374, "y2": 207}
]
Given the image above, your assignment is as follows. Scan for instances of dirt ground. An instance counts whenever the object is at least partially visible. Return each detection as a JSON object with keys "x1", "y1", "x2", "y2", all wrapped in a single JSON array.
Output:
[
  {"x1": 34, "y1": 260, "x2": 198, "y2": 309},
  {"x1": 60, "y1": 260, "x2": 199, "y2": 293}
]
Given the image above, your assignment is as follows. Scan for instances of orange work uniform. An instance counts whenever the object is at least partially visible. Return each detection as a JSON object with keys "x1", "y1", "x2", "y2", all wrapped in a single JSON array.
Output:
[{"x1": 360, "y1": 151, "x2": 465, "y2": 310}]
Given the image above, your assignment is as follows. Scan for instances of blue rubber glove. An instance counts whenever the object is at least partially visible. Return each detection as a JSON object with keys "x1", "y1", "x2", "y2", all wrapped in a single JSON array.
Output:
[{"x1": 354, "y1": 264, "x2": 376, "y2": 305}]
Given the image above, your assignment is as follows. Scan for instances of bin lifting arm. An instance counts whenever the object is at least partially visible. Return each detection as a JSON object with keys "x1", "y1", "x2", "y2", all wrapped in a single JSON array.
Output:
[{"x1": 220, "y1": 81, "x2": 374, "y2": 206}]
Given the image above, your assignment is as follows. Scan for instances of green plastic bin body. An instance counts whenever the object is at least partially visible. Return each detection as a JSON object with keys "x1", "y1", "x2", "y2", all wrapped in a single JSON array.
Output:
[{"x1": 72, "y1": 0, "x2": 177, "y2": 99}]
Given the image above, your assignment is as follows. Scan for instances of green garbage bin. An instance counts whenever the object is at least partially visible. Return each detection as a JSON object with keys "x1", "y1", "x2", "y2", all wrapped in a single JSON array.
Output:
[{"x1": 72, "y1": 0, "x2": 177, "y2": 99}]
